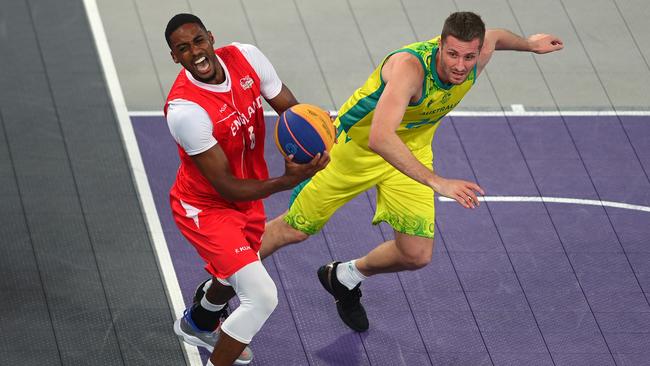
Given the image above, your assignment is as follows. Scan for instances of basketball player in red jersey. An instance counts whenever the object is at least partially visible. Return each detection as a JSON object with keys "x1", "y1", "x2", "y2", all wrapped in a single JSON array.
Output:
[{"x1": 164, "y1": 14, "x2": 329, "y2": 366}]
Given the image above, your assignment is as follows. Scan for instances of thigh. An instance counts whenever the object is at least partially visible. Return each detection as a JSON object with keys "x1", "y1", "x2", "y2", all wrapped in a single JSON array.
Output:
[
  {"x1": 373, "y1": 148, "x2": 435, "y2": 238},
  {"x1": 286, "y1": 139, "x2": 387, "y2": 234},
  {"x1": 171, "y1": 199, "x2": 260, "y2": 279},
  {"x1": 394, "y1": 230, "x2": 435, "y2": 259}
]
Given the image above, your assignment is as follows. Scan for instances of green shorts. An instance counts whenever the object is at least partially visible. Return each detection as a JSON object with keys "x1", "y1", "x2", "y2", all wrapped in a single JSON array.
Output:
[{"x1": 285, "y1": 134, "x2": 435, "y2": 238}]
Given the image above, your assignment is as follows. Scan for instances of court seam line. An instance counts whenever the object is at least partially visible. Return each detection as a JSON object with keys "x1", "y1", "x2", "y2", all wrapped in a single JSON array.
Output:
[
  {"x1": 292, "y1": 0, "x2": 339, "y2": 112},
  {"x1": 128, "y1": 110, "x2": 650, "y2": 117},
  {"x1": 82, "y1": 1, "x2": 202, "y2": 365},
  {"x1": 437, "y1": 195, "x2": 650, "y2": 213},
  {"x1": 362, "y1": 193, "x2": 437, "y2": 366},
  {"x1": 507, "y1": 1, "x2": 647, "y2": 361}
]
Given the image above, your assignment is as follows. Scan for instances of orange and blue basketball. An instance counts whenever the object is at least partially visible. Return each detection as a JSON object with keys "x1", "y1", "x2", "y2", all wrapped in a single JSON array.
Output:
[{"x1": 274, "y1": 104, "x2": 336, "y2": 164}]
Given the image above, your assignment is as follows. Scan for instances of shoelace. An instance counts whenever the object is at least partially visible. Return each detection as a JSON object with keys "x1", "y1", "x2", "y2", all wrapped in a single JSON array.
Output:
[{"x1": 339, "y1": 287, "x2": 363, "y2": 307}]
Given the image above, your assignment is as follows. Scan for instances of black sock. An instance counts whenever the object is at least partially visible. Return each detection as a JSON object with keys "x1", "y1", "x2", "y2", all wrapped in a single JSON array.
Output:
[{"x1": 190, "y1": 303, "x2": 223, "y2": 331}]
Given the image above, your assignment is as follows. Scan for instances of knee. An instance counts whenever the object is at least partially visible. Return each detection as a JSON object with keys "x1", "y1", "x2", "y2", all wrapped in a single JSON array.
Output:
[
  {"x1": 267, "y1": 215, "x2": 310, "y2": 245},
  {"x1": 279, "y1": 216, "x2": 309, "y2": 243},
  {"x1": 403, "y1": 252, "x2": 432, "y2": 270},
  {"x1": 286, "y1": 227, "x2": 309, "y2": 243},
  {"x1": 400, "y1": 241, "x2": 433, "y2": 270},
  {"x1": 255, "y1": 281, "x2": 278, "y2": 317},
  {"x1": 239, "y1": 273, "x2": 278, "y2": 318}
]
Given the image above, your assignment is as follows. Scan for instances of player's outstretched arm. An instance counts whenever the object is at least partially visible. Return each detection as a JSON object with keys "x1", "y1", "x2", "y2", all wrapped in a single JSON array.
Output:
[
  {"x1": 477, "y1": 29, "x2": 563, "y2": 75},
  {"x1": 433, "y1": 177, "x2": 485, "y2": 209},
  {"x1": 367, "y1": 53, "x2": 482, "y2": 208},
  {"x1": 489, "y1": 28, "x2": 563, "y2": 53},
  {"x1": 367, "y1": 53, "x2": 431, "y2": 185}
]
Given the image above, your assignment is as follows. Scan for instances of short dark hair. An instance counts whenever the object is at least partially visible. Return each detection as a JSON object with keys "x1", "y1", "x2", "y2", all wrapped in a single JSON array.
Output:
[
  {"x1": 165, "y1": 13, "x2": 207, "y2": 47},
  {"x1": 441, "y1": 12, "x2": 486, "y2": 48}
]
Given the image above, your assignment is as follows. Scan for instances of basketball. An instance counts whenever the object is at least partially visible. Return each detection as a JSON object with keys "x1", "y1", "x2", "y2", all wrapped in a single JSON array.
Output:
[{"x1": 274, "y1": 104, "x2": 336, "y2": 163}]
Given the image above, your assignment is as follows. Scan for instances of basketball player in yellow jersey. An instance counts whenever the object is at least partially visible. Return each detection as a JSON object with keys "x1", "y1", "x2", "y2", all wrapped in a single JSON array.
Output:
[{"x1": 261, "y1": 12, "x2": 564, "y2": 332}]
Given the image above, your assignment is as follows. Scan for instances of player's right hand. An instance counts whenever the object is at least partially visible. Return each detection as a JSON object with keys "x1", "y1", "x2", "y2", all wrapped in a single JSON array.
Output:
[{"x1": 283, "y1": 151, "x2": 330, "y2": 186}]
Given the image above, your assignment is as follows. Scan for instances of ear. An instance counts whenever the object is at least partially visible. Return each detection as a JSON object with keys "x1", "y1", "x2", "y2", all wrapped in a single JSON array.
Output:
[
  {"x1": 208, "y1": 31, "x2": 215, "y2": 46},
  {"x1": 171, "y1": 50, "x2": 179, "y2": 64}
]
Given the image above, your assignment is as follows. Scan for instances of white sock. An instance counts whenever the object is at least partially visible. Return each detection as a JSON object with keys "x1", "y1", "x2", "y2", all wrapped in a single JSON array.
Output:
[
  {"x1": 200, "y1": 294, "x2": 226, "y2": 312},
  {"x1": 202, "y1": 279, "x2": 213, "y2": 292},
  {"x1": 336, "y1": 260, "x2": 367, "y2": 290},
  {"x1": 198, "y1": 279, "x2": 227, "y2": 312}
]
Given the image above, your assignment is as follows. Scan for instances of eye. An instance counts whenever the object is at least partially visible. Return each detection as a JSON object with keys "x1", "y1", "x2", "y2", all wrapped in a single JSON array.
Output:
[{"x1": 194, "y1": 36, "x2": 207, "y2": 45}]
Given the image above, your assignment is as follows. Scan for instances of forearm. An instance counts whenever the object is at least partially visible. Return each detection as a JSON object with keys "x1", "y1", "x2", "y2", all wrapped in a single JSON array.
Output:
[
  {"x1": 214, "y1": 175, "x2": 294, "y2": 202},
  {"x1": 369, "y1": 133, "x2": 442, "y2": 191},
  {"x1": 490, "y1": 28, "x2": 532, "y2": 52}
]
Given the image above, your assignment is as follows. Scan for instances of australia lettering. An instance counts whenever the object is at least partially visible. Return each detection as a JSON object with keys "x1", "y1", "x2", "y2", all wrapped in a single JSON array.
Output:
[{"x1": 422, "y1": 101, "x2": 459, "y2": 116}]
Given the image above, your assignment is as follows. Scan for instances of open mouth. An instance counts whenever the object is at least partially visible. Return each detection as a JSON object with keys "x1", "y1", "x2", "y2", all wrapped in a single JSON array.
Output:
[
  {"x1": 194, "y1": 56, "x2": 210, "y2": 74},
  {"x1": 452, "y1": 71, "x2": 466, "y2": 78}
]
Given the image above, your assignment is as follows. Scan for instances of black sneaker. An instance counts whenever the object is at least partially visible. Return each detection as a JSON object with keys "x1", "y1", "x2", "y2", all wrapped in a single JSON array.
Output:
[{"x1": 317, "y1": 261, "x2": 369, "y2": 332}]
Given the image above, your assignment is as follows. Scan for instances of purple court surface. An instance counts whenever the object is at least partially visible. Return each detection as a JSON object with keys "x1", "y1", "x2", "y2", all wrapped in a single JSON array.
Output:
[{"x1": 132, "y1": 114, "x2": 650, "y2": 366}]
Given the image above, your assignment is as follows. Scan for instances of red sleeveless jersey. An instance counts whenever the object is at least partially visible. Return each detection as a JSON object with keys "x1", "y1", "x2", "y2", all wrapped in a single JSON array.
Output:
[{"x1": 164, "y1": 45, "x2": 268, "y2": 211}]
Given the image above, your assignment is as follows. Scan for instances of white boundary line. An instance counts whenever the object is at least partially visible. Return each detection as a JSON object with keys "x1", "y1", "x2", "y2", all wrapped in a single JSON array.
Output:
[
  {"x1": 128, "y1": 110, "x2": 650, "y2": 118},
  {"x1": 510, "y1": 104, "x2": 526, "y2": 113},
  {"x1": 82, "y1": 1, "x2": 202, "y2": 365},
  {"x1": 438, "y1": 196, "x2": 650, "y2": 213}
]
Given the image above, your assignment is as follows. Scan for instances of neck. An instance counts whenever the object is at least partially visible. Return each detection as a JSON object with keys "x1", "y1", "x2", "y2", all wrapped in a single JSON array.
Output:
[
  {"x1": 434, "y1": 48, "x2": 449, "y2": 85},
  {"x1": 207, "y1": 59, "x2": 225, "y2": 85}
]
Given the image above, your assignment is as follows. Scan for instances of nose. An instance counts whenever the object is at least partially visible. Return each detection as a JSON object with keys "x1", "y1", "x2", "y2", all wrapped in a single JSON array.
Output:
[
  {"x1": 190, "y1": 43, "x2": 202, "y2": 56},
  {"x1": 455, "y1": 57, "x2": 465, "y2": 70}
]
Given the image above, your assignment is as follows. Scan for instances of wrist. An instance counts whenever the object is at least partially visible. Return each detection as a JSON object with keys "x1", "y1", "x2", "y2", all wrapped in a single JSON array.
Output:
[
  {"x1": 525, "y1": 38, "x2": 533, "y2": 52},
  {"x1": 428, "y1": 175, "x2": 443, "y2": 192},
  {"x1": 277, "y1": 175, "x2": 296, "y2": 191}
]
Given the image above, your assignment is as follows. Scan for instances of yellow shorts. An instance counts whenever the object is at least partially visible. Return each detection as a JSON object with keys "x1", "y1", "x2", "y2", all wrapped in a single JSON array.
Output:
[{"x1": 285, "y1": 133, "x2": 435, "y2": 238}]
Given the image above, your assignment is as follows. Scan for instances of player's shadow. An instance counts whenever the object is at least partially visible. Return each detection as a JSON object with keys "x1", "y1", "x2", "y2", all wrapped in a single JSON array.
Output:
[{"x1": 315, "y1": 332, "x2": 364, "y2": 365}]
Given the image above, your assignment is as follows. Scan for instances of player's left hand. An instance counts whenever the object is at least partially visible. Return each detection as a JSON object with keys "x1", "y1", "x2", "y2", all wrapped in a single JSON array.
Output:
[
  {"x1": 527, "y1": 33, "x2": 564, "y2": 54},
  {"x1": 283, "y1": 151, "x2": 330, "y2": 186},
  {"x1": 435, "y1": 177, "x2": 485, "y2": 209}
]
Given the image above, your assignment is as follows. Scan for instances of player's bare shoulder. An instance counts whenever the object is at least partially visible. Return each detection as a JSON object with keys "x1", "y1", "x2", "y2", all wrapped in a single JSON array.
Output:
[{"x1": 381, "y1": 52, "x2": 424, "y2": 85}]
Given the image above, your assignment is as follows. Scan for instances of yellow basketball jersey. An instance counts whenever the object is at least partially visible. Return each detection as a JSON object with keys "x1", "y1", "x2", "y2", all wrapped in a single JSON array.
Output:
[{"x1": 335, "y1": 36, "x2": 476, "y2": 151}]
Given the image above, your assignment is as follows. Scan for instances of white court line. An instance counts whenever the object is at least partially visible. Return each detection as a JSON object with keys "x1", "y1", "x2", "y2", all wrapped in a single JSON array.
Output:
[
  {"x1": 82, "y1": 1, "x2": 202, "y2": 365},
  {"x1": 128, "y1": 110, "x2": 650, "y2": 118},
  {"x1": 438, "y1": 196, "x2": 650, "y2": 213},
  {"x1": 511, "y1": 104, "x2": 525, "y2": 113}
]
